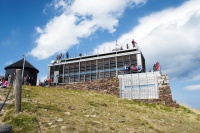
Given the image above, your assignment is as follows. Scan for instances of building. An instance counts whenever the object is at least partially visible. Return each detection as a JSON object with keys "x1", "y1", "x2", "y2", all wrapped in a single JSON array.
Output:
[
  {"x1": 4, "y1": 59, "x2": 39, "y2": 86},
  {"x1": 48, "y1": 46, "x2": 146, "y2": 84}
]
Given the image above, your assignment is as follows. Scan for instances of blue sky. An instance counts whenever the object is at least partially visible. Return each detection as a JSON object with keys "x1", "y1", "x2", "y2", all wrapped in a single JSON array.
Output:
[{"x1": 0, "y1": 0, "x2": 200, "y2": 110}]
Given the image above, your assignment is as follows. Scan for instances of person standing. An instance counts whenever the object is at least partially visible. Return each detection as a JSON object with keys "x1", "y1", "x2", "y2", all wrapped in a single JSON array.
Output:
[
  {"x1": 126, "y1": 44, "x2": 129, "y2": 49},
  {"x1": 133, "y1": 65, "x2": 137, "y2": 71},
  {"x1": 124, "y1": 64, "x2": 128, "y2": 74},
  {"x1": 128, "y1": 64, "x2": 131, "y2": 73},
  {"x1": 156, "y1": 62, "x2": 160, "y2": 71},
  {"x1": 66, "y1": 51, "x2": 69, "y2": 59},
  {"x1": 0, "y1": 78, "x2": 8, "y2": 88},
  {"x1": 153, "y1": 64, "x2": 156, "y2": 71},
  {"x1": 132, "y1": 39, "x2": 137, "y2": 47},
  {"x1": 25, "y1": 74, "x2": 30, "y2": 85}
]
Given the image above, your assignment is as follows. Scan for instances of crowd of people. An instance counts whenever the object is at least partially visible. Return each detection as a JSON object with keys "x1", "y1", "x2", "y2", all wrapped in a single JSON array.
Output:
[
  {"x1": 124, "y1": 64, "x2": 142, "y2": 74},
  {"x1": 39, "y1": 78, "x2": 52, "y2": 87},
  {"x1": 56, "y1": 51, "x2": 70, "y2": 61},
  {"x1": 149, "y1": 62, "x2": 161, "y2": 72},
  {"x1": 153, "y1": 62, "x2": 160, "y2": 71},
  {"x1": 23, "y1": 74, "x2": 34, "y2": 85},
  {"x1": 124, "y1": 61, "x2": 161, "y2": 74},
  {"x1": 55, "y1": 38, "x2": 138, "y2": 62}
]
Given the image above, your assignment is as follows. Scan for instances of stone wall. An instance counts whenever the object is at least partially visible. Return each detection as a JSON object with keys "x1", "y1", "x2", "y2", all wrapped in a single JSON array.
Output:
[
  {"x1": 57, "y1": 77, "x2": 119, "y2": 95},
  {"x1": 157, "y1": 74, "x2": 179, "y2": 107},
  {"x1": 57, "y1": 75, "x2": 178, "y2": 107}
]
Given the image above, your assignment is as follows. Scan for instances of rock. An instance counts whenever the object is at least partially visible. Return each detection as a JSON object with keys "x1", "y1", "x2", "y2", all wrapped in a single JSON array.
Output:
[
  {"x1": 68, "y1": 106, "x2": 75, "y2": 110},
  {"x1": 42, "y1": 109, "x2": 48, "y2": 111},
  {"x1": 61, "y1": 126, "x2": 67, "y2": 129},
  {"x1": 101, "y1": 103, "x2": 107, "y2": 107},
  {"x1": 118, "y1": 120, "x2": 125, "y2": 123},
  {"x1": 91, "y1": 115, "x2": 97, "y2": 118},
  {"x1": 64, "y1": 112, "x2": 71, "y2": 115},
  {"x1": 48, "y1": 123, "x2": 53, "y2": 125},
  {"x1": 51, "y1": 125, "x2": 57, "y2": 128},
  {"x1": 57, "y1": 118, "x2": 64, "y2": 122},
  {"x1": 85, "y1": 115, "x2": 90, "y2": 118}
]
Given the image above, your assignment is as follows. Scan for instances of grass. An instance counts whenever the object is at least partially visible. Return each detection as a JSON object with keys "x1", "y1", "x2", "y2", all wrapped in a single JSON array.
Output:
[{"x1": 1, "y1": 85, "x2": 200, "y2": 133}]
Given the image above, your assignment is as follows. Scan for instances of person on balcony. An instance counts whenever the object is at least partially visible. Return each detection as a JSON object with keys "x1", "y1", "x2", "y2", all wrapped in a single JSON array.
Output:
[
  {"x1": 156, "y1": 62, "x2": 160, "y2": 71},
  {"x1": 128, "y1": 64, "x2": 131, "y2": 73},
  {"x1": 133, "y1": 65, "x2": 137, "y2": 71},
  {"x1": 153, "y1": 64, "x2": 156, "y2": 71}
]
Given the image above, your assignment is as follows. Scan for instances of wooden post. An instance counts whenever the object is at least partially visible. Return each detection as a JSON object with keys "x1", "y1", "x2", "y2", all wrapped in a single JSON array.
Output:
[
  {"x1": 15, "y1": 69, "x2": 22, "y2": 113},
  {"x1": 13, "y1": 73, "x2": 16, "y2": 96},
  {"x1": 8, "y1": 74, "x2": 11, "y2": 86}
]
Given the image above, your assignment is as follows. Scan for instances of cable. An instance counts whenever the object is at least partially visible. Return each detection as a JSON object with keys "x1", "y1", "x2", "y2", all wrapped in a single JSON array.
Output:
[{"x1": 0, "y1": 84, "x2": 13, "y2": 112}]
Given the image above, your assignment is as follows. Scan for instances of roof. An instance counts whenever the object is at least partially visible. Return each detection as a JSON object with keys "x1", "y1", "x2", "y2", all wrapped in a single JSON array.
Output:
[
  {"x1": 4, "y1": 59, "x2": 39, "y2": 73},
  {"x1": 49, "y1": 48, "x2": 143, "y2": 66}
]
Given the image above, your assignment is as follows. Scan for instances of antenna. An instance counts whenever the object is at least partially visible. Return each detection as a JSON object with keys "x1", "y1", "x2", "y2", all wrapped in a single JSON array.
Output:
[
  {"x1": 115, "y1": 40, "x2": 119, "y2": 51},
  {"x1": 22, "y1": 53, "x2": 26, "y2": 84},
  {"x1": 116, "y1": 40, "x2": 118, "y2": 47}
]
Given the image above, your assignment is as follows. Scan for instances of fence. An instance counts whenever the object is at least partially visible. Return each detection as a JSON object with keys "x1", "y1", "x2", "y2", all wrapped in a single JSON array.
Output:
[{"x1": 118, "y1": 71, "x2": 161, "y2": 99}]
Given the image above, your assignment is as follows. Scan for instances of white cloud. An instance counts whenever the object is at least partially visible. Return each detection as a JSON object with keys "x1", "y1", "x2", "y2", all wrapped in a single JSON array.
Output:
[
  {"x1": 184, "y1": 84, "x2": 200, "y2": 91},
  {"x1": 54, "y1": 0, "x2": 68, "y2": 10},
  {"x1": 93, "y1": 0, "x2": 200, "y2": 81},
  {"x1": 30, "y1": 0, "x2": 147, "y2": 59},
  {"x1": 35, "y1": 27, "x2": 43, "y2": 34}
]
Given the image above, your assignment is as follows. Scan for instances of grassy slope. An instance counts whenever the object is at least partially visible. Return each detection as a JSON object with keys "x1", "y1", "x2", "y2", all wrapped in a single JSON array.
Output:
[{"x1": 1, "y1": 86, "x2": 200, "y2": 133}]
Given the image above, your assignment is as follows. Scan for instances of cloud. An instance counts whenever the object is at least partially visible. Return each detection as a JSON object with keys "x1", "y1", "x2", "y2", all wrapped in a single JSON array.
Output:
[
  {"x1": 30, "y1": 0, "x2": 147, "y2": 59},
  {"x1": 184, "y1": 84, "x2": 200, "y2": 91},
  {"x1": 92, "y1": 0, "x2": 200, "y2": 81}
]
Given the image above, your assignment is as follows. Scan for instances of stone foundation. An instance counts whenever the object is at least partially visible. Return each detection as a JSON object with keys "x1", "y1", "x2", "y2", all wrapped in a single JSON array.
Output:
[
  {"x1": 57, "y1": 77, "x2": 119, "y2": 95},
  {"x1": 56, "y1": 76, "x2": 179, "y2": 107},
  {"x1": 157, "y1": 74, "x2": 179, "y2": 107}
]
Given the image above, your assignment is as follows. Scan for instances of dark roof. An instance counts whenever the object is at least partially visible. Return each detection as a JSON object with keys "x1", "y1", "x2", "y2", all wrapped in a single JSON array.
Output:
[{"x1": 4, "y1": 59, "x2": 39, "y2": 73}]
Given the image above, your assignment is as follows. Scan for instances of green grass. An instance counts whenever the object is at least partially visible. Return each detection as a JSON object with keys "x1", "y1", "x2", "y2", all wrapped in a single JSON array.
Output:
[
  {"x1": 1, "y1": 85, "x2": 200, "y2": 133},
  {"x1": 2, "y1": 109, "x2": 38, "y2": 133}
]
